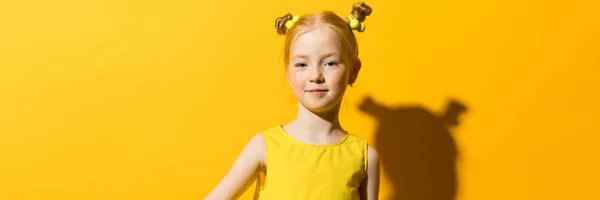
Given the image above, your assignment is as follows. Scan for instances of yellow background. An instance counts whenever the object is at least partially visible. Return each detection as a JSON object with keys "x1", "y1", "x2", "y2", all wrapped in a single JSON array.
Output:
[{"x1": 1, "y1": 0, "x2": 599, "y2": 199}]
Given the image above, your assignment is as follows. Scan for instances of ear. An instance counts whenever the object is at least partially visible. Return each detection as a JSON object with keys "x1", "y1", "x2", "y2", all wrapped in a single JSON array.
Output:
[{"x1": 349, "y1": 58, "x2": 362, "y2": 85}]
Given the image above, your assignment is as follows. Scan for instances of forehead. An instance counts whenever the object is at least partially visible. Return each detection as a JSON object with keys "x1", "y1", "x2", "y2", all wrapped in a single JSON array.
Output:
[{"x1": 290, "y1": 29, "x2": 343, "y2": 57}]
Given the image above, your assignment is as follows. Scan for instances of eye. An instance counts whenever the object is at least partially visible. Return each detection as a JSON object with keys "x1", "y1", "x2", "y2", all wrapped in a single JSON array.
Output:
[
  {"x1": 325, "y1": 61, "x2": 339, "y2": 66},
  {"x1": 295, "y1": 62, "x2": 308, "y2": 67}
]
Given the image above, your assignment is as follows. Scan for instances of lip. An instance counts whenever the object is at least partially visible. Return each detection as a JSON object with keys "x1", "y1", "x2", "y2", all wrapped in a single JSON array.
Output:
[
  {"x1": 306, "y1": 89, "x2": 329, "y2": 95},
  {"x1": 305, "y1": 89, "x2": 329, "y2": 92}
]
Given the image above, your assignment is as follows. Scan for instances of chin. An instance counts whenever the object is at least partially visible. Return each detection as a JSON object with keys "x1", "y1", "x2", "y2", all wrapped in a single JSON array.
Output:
[{"x1": 300, "y1": 99, "x2": 341, "y2": 113}]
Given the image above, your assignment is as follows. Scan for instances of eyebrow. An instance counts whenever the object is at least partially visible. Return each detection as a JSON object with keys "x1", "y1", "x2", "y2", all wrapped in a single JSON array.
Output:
[{"x1": 291, "y1": 52, "x2": 339, "y2": 60}]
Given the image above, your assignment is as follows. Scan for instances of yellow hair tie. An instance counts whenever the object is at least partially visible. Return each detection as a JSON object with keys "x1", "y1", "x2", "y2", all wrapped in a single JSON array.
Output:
[
  {"x1": 348, "y1": 14, "x2": 359, "y2": 29},
  {"x1": 286, "y1": 15, "x2": 300, "y2": 30},
  {"x1": 347, "y1": 14, "x2": 366, "y2": 32},
  {"x1": 358, "y1": 23, "x2": 366, "y2": 32}
]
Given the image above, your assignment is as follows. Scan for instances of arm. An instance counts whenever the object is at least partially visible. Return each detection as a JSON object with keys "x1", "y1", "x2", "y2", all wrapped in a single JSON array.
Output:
[
  {"x1": 205, "y1": 134, "x2": 266, "y2": 200},
  {"x1": 360, "y1": 145, "x2": 380, "y2": 200}
]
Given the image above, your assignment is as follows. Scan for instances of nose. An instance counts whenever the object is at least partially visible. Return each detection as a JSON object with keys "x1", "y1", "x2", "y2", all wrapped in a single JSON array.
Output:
[{"x1": 308, "y1": 66, "x2": 325, "y2": 84}]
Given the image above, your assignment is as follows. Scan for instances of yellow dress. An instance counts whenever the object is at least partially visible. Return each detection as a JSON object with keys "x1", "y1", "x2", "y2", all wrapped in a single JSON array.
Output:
[{"x1": 255, "y1": 125, "x2": 368, "y2": 200}]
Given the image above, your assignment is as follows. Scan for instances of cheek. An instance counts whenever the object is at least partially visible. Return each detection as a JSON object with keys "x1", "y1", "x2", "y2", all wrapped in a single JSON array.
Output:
[
  {"x1": 328, "y1": 69, "x2": 349, "y2": 85},
  {"x1": 287, "y1": 70, "x2": 306, "y2": 89}
]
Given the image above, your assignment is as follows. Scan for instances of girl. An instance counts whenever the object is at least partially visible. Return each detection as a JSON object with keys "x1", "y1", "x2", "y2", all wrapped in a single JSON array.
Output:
[{"x1": 205, "y1": 2, "x2": 379, "y2": 199}]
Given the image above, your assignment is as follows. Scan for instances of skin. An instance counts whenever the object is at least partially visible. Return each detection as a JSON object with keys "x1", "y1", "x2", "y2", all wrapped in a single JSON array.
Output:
[{"x1": 205, "y1": 28, "x2": 380, "y2": 200}]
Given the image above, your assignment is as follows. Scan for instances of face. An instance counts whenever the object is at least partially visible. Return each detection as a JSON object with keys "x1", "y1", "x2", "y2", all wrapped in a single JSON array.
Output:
[{"x1": 286, "y1": 29, "x2": 357, "y2": 113}]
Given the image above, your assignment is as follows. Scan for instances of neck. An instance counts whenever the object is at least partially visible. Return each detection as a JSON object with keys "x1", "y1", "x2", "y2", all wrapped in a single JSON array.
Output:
[{"x1": 290, "y1": 101, "x2": 344, "y2": 136}]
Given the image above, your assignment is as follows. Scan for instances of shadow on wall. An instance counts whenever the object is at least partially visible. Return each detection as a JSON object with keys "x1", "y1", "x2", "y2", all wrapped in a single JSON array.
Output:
[{"x1": 359, "y1": 96, "x2": 468, "y2": 200}]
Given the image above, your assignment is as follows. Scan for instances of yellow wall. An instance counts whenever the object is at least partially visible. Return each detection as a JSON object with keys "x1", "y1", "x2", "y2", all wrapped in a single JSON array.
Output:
[{"x1": 1, "y1": 0, "x2": 598, "y2": 199}]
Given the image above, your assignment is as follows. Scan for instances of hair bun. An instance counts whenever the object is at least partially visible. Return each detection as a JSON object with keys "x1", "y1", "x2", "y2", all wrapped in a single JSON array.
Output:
[
  {"x1": 275, "y1": 13, "x2": 293, "y2": 35},
  {"x1": 351, "y1": 2, "x2": 372, "y2": 22}
]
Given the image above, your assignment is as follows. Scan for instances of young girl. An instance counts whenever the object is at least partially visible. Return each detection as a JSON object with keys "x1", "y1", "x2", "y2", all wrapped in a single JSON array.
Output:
[{"x1": 205, "y1": 2, "x2": 379, "y2": 199}]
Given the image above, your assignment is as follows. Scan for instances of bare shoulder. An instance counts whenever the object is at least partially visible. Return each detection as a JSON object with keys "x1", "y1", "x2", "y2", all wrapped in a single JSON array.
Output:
[
  {"x1": 204, "y1": 133, "x2": 267, "y2": 200},
  {"x1": 367, "y1": 144, "x2": 379, "y2": 165},
  {"x1": 246, "y1": 133, "x2": 266, "y2": 167},
  {"x1": 360, "y1": 144, "x2": 381, "y2": 200},
  {"x1": 248, "y1": 133, "x2": 265, "y2": 147}
]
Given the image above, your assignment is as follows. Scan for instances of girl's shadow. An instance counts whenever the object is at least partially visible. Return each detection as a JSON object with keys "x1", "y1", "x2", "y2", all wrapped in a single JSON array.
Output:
[{"x1": 359, "y1": 96, "x2": 467, "y2": 200}]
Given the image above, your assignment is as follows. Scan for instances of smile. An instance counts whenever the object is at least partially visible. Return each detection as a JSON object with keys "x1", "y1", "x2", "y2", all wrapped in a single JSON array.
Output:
[{"x1": 306, "y1": 89, "x2": 329, "y2": 95}]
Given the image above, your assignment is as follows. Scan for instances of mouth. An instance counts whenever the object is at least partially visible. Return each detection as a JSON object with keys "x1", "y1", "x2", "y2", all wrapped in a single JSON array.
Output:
[{"x1": 305, "y1": 89, "x2": 329, "y2": 95}]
